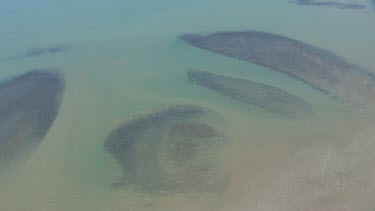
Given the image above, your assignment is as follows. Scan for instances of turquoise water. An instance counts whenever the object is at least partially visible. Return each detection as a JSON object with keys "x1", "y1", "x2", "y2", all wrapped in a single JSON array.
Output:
[{"x1": 1, "y1": 0, "x2": 375, "y2": 210}]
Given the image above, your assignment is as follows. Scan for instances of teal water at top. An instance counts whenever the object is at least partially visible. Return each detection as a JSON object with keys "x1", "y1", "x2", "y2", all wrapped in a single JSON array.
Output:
[{"x1": 1, "y1": 0, "x2": 374, "y2": 107}]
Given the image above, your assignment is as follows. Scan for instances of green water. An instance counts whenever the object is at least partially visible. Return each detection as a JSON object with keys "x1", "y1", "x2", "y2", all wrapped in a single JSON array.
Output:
[{"x1": 1, "y1": 0, "x2": 375, "y2": 210}]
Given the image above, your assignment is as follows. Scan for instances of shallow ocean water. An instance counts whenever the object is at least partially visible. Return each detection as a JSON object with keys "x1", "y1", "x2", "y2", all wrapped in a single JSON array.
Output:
[{"x1": 0, "y1": 0, "x2": 375, "y2": 210}]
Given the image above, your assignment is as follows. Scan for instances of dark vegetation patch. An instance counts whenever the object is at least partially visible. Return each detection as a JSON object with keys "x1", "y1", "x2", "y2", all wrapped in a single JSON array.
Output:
[
  {"x1": 289, "y1": 0, "x2": 366, "y2": 9},
  {"x1": 180, "y1": 31, "x2": 375, "y2": 105},
  {"x1": 0, "y1": 70, "x2": 65, "y2": 170},
  {"x1": 0, "y1": 45, "x2": 72, "y2": 63},
  {"x1": 105, "y1": 105, "x2": 226, "y2": 193},
  {"x1": 187, "y1": 69, "x2": 313, "y2": 117}
]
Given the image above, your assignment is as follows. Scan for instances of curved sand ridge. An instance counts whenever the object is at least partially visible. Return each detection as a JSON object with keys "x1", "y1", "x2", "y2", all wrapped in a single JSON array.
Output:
[
  {"x1": 180, "y1": 31, "x2": 375, "y2": 105},
  {"x1": 187, "y1": 69, "x2": 313, "y2": 117}
]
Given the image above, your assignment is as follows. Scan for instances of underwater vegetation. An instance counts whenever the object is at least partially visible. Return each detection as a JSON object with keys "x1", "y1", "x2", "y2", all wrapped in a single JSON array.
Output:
[
  {"x1": 105, "y1": 105, "x2": 227, "y2": 193},
  {"x1": 289, "y1": 0, "x2": 366, "y2": 9},
  {"x1": 187, "y1": 69, "x2": 312, "y2": 117},
  {"x1": 0, "y1": 45, "x2": 72, "y2": 63},
  {"x1": 0, "y1": 70, "x2": 65, "y2": 170},
  {"x1": 180, "y1": 31, "x2": 375, "y2": 105}
]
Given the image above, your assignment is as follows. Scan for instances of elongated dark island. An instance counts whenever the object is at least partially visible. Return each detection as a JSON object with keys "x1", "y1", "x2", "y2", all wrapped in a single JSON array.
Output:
[
  {"x1": 0, "y1": 45, "x2": 72, "y2": 63},
  {"x1": 0, "y1": 70, "x2": 65, "y2": 170},
  {"x1": 105, "y1": 105, "x2": 226, "y2": 193},
  {"x1": 289, "y1": 0, "x2": 365, "y2": 10},
  {"x1": 180, "y1": 31, "x2": 375, "y2": 105},
  {"x1": 187, "y1": 69, "x2": 312, "y2": 117}
]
